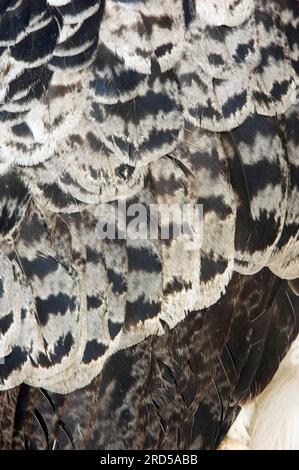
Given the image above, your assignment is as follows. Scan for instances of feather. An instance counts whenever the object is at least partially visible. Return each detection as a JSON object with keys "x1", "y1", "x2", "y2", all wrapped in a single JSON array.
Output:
[{"x1": 0, "y1": 0, "x2": 298, "y2": 450}]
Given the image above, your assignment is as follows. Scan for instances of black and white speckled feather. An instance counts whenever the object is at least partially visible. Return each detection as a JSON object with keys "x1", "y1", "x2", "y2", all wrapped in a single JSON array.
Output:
[{"x1": 0, "y1": 0, "x2": 298, "y2": 449}]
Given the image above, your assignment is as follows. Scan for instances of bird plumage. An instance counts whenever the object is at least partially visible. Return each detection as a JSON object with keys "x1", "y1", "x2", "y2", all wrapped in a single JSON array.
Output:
[{"x1": 0, "y1": 0, "x2": 298, "y2": 449}]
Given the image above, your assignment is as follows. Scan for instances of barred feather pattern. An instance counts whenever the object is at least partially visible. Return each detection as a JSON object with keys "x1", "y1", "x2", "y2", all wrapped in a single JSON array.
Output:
[
  {"x1": 1, "y1": 269, "x2": 298, "y2": 450},
  {"x1": 0, "y1": 0, "x2": 298, "y2": 402}
]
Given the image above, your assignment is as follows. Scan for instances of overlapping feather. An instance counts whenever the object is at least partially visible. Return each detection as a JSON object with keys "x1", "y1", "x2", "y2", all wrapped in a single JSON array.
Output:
[{"x1": 0, "y1": 0, "x2": 298, "y2": 394}]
